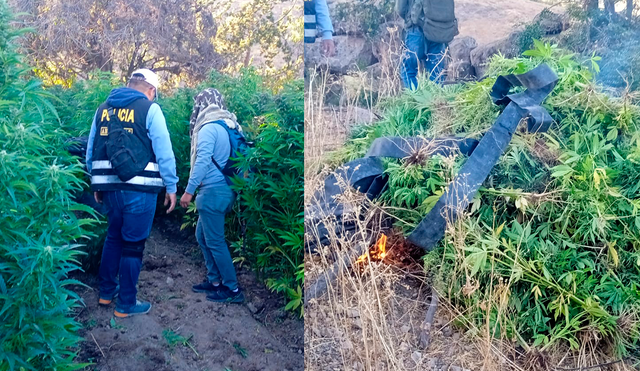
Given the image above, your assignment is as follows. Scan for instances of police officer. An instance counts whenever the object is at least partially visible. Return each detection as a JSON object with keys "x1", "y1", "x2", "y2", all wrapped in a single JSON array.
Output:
[
  {"x1": 396, "y1": 0, "x2": 458, "y2": 88},
  {"x1": 86, "y1": 69, "x2": 179, "y2": 317},
  {"x1": 304, "y1": 0, "x2": 336, "y2": 56}
]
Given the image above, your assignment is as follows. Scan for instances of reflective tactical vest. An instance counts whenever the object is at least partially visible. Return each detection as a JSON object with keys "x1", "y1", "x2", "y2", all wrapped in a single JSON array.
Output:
[
  {"x1": 90, "y1": 98, "x2": 165, "y2": 193},
  {"x1": 304, "y1": 0, "x2": 317, "y2": 43}
]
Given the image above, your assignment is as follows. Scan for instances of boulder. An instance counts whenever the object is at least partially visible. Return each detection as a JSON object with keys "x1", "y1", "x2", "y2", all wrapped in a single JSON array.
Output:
[
  {"x1": 447, "y1": 36, "x2": 478, "y2": 80},
  {"x1": 448, "y1": 36, "x2": 478, "y2": 62},
  {"x1": 470, "y1": 31, "x2": 521, "y2": 77},
  {"x1": 305, "y1": 36, "x2": 377, "y2": 75},
  {"x1": 533, "y1": 10, "x2": 569, "y2": 35}
]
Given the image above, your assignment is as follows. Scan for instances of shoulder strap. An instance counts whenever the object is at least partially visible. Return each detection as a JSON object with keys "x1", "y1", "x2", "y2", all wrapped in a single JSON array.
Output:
[{"x1": 209, "y1": 121, "x2": 234, "y2": 173}]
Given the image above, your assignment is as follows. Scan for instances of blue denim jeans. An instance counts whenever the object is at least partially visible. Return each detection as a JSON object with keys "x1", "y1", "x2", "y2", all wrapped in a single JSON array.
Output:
[
  {"x1": 195, "y1": 185, "x2": 238, "y2": 291},
  {"x1": 401, "y1": 26, "x2": 447, "y2": 89},
  {"x1": 99, "y1": 191, "x2": 157, "y2": 307}
]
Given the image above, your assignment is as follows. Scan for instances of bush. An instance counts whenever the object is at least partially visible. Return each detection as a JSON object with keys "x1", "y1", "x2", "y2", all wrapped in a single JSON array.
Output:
[
  {"x1": 232, "y1": 80, "x2": 305, "y2": 315},
  {"x1": 329, "y1": 41, "x2": 640, "y2": 356},
  {"x1": 0, "y1": 2, "x2": 97, "y2": 369}
]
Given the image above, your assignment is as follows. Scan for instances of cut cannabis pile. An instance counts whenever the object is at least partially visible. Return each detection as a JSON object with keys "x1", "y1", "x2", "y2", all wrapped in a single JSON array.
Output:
[{"x1": 329, "y1": 40, "x2": 640, "y2": 356}]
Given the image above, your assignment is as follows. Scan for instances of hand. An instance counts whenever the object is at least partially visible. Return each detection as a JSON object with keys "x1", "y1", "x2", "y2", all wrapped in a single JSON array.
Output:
[
  {"x1": 322, "y1": 39, "x2": 335, "y2": 57},
  {"x1": 94, "y1": 191, "x2": 103, "y2": 204},
  {"x1": 164, "y1": 193, "x2": 177, "y2": 214},
  {"x1": 180, "y1": 193, "x2": 193, "y2": 209}
]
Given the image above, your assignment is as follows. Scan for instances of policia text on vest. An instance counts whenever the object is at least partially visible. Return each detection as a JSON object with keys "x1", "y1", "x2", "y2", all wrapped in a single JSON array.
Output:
[{"x1": 91, "y1": 98, "x2": 165, "y2": 193}]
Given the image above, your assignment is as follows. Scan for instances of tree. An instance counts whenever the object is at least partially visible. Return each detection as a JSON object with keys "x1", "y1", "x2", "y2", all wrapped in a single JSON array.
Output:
[{"x1": 9, "y1": 0, "x2": 227, "y2": 84}]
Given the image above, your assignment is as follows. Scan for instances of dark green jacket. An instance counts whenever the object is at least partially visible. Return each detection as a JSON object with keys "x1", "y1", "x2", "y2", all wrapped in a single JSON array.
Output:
[{"x1": 396, "y1": 0, "x2": 458, "y2": 43}]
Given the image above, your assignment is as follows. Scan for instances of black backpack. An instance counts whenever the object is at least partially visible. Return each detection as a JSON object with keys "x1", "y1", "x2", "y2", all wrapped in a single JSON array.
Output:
[{"x1": 105, "y1": 107, "x2": 152, "y2": 182}]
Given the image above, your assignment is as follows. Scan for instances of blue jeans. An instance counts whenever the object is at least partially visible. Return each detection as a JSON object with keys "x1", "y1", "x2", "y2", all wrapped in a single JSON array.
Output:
[
  {"x1": 401, "y1": 26, "x2": 447, "y2": 89},
  {"x1": 195, "y1": 185, "x2": 238, "y2": 291},
  {"x1": 99, "y1": 191, "x2": 157, "y2": 307}
]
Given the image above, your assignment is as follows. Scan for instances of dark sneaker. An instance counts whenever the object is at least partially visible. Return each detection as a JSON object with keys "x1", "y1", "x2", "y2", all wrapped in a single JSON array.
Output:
[
  {"x1": 206, "y1": 287, "x2": 245, "y2": 303},
  {"x1": 99, "y1": 285, "x2": 120, "y2": 306},
  {"x1": 192, "y1": 280, "x2": 222, "y2": 294},
  {"x1": 114, "y1": 300, "x2": 152, "y2": 318}
]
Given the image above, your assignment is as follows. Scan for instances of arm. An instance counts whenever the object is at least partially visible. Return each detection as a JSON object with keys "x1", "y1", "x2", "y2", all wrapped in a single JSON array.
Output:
[
  {"x1": 146, "y1": 104, "x2": 179, "y2": 194},
  {"x1": 185, "y1": 125, "x2": 217, "y2": 195},
  {"x1": 315, "y1": 0, "x2": 334, "y2": 40},
  {"x1": 85, "y1": 111, "x2": 98, "y2": 173}
]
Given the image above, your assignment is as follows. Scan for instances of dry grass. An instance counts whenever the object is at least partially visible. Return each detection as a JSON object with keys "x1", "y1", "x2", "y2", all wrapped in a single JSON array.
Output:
[{"x1": 303, "y1": 35, "x2": 640, "y2": 371}]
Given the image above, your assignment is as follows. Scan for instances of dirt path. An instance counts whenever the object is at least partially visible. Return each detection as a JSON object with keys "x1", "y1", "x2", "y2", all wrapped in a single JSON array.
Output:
[{"x1": 74, "y1": 218, "x2": 303, "y2": 371}]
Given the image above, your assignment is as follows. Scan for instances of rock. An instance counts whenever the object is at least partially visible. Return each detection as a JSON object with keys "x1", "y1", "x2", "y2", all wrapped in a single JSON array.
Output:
[
  {"x1": 401, "y1": 324, "x2": 411, "y2": 333},
  {"x1": 447, "y1": 36, "x2": 478, "y2": 80},
  {"x1": 166, "y1": 277, "x2": 174, "y2": 286},
  {"x1": 371, "y1": 22, "x2": 403, "y2": 70},
  {"x1": 321, "y1": 106, "x2": 375, "y2": 130},
  {"x1": 305, "y1": 36, "x2": 377, "y2": 75},
  {"x1": 353, "y1": 319, "x2": 363, "y2": 329},
  {"x1": 533, "y1": 10, "x2": 567, "y2": 35},
  {"x1": 246, "y1": 302, "x2": 258, "y2": 314},
  {"x1": 342, "y1": 339, "x2": 353, "y2": 350},
  {"x1": 426, "y1": 357, "x2": 438, "y2": 369},
  {"x1": 411, "y1": 351, "x2": 422, "y2": 364},
  {"x1": 470, "y1": 31, "x2": 521, "y2": 77},
  {"x1": 441, "y1": 326, "x2": 453, "y2": 337},
  {"x1": 449, "y1": 36, "x2": 478, "y2": 62},
  {"x1": 347, "y1": 308, "x2": 360, "y2": 318},
  {"x1": 399, "y1": 342, "x2": 410, "y2": 352}
]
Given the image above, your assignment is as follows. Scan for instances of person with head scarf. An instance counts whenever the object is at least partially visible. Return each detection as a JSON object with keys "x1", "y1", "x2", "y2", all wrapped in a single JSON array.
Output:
[{"x1": 179, "y1": 88, "x2": 244, "y2": 303}]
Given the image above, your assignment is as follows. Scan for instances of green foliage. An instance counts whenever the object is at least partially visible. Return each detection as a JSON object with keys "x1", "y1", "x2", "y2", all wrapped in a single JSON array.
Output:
[
  {"x1": 333, "y1": 0, "x2": 395, "y2": 37},
  {"x1": 330, "y1": 41, "x2": 640, "y2": 356},
  {"x1": 162, "y1": 329, "x2": 198, "y2": 356},
  {"x1": 0, "y1": 2, "x2": 97, "y2": 369},
  {"x1": 231, "y1": 79, "x2": 305, "y2": 316}
]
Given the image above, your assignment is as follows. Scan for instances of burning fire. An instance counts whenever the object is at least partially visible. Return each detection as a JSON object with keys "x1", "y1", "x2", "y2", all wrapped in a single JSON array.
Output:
[{"x1": 356, "y1": 234, "x2": 387, "y2": 264}]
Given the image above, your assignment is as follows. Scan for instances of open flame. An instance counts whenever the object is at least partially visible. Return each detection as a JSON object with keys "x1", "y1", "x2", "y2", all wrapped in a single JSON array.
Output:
[{"x1": 356, "y1": 234, "x2": 387, "y2": 264}]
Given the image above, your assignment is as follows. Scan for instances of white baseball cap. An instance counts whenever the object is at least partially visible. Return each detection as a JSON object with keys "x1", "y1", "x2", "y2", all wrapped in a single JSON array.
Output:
[{"x1": 130, "y1": 69, "x2": 159, "y2": 90}]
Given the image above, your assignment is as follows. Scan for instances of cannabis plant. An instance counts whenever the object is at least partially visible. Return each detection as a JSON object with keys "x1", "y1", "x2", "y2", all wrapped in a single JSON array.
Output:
[{"x1": 0, "y1": 2, "x2": 96, "y2": 369}]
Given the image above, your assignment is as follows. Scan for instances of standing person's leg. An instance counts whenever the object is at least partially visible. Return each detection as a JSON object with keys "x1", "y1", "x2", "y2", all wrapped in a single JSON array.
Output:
[
  {"x1": 400, "y1": 26, "x2": 426, "y2": 90},
  {"x1": 195, "y1": 187, "x2": 243, "y2": 303},
  {"x1": 98, "y1": 191, "x2": 123, "y2": 305},
  {"x1": 425, "y1": 40, "x2": 447, "y2": 84},
  {"x1": 192, "y1": 215, "x2": 223, "y2": 293},
  {"x1": 114, "y1": 191, "x2": 157, "y2": 317}
]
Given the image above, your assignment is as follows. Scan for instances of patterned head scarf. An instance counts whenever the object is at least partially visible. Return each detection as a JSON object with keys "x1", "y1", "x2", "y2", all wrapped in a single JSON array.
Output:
[{"x1": 189, "y1": 88, "x2": 226, "y2": 137}]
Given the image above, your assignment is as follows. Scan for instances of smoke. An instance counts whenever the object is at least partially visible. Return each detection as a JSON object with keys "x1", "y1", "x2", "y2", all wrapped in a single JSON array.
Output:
[{"x1": 590, "y1": 20, "x2": 640, "y2": 90}]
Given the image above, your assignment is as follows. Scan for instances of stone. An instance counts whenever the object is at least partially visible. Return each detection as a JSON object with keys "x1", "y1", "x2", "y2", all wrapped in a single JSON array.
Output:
[
  {"x1": 165, "y1": 277, "x2": 174, "y2": 286},
  {"x1": 470, "y1": 31, "x2": 521, "y2": 77},
  {"x1": 411, "y1": 351, "x2": 422, "y2": 364},
  {"x1": 533, "y1": 10, "x2": 568, "y2": 35},
  {"x1": 353, "y1": 319, "x2": 363, "y2": 329},
  {"x1": 426, "y1": 357, "x2": 438, "y2": 369},
  {"x1": 447, "y1": 36, "x2": 478, "y2": 80},
  {"x1": 246, "y1": 302, "x2": 258, "y2": 314},
  {"x1": 347, "y1": 308, "x2": 360, "y2": 318},
  {"x1": 305, "y1": 36, "x2": 377, "y2": 75},
  {"x1": 441, "y1": 326, "x2": 453, "y2": 337},
  {"x1": 448, "y1": 36, "x2": 478, "y2": 63}
]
